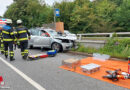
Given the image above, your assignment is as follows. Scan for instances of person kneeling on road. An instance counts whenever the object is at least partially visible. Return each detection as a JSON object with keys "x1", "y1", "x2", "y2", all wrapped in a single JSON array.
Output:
[{"x1": 16, "y1": 20, "x2": 31, "y2": 60}]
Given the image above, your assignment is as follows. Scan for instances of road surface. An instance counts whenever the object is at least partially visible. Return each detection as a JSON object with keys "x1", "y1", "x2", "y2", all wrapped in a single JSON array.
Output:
[{"x1": 0, "y1": 48, "x2": 129, "y2": 90}]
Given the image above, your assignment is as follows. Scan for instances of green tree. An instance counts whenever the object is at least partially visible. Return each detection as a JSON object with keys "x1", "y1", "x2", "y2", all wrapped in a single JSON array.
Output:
[
  {"x1": 90, "y1": 0, "x2": 122, "y2": 32},
  {"x1": 4, "y1": 0, "x2": 53, "y2": 28},
  {"x1": 4, "y1": 0, "x2": 130, "y2": 33},
  {"x1": 113, "y1": 0, "x2": 130, "y2": 32},
  {"x1": 54, "y1": 1, "x2": 75, "y2": 30},
  {"x1": 94, "y1": 0, "x2": 116, "y2": 22},
  {"x1": 69, "y1": 0, "x2": 95, "y2": 33},
  {"x1": 109, "y1": 0, "x2": 123, "y2": 6}
]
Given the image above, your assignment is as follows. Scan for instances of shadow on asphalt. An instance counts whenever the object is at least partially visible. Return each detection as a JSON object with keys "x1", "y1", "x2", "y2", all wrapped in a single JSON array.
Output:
[
  {"x1": 28, "y1": 47, "x2": 51, "y2": 52},
  {"x1": 28, "y1": 47, "x2": 68, "y2": 53}
]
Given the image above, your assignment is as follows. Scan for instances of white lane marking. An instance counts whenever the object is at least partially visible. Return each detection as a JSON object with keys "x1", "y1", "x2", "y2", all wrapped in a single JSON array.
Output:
[{"x1": 0, "y1": 57, "x2": 46, "y2": 90}]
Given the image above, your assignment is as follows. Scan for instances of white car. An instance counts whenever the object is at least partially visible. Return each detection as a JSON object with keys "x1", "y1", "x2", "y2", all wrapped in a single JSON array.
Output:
[
  {"x1": 28, "y1": 28, "x2": 73, "y2": 52},
  {"x1": 59, "y1": 30, "x2": 77, "y2": 47},
  {"x1": 63, "y1": 30, "x2": 77, "y2": 41}
]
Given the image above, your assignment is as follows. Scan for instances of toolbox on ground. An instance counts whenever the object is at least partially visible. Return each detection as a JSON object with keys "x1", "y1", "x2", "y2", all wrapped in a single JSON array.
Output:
[
  {"x1": 80, "y1": 63, "x2": 100, "y2": 74},
  {"x1": 62, "y1": 58, "x2": 81, "y2": 70},
  {"x1": 47, "y1": 50, "x2": 57, "y2": 57}
]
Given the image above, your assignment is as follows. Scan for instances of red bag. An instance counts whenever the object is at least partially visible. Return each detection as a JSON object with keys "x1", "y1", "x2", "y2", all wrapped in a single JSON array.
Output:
[{"x1": 40, "y1": 54, "x2": 48, "y2": 58}]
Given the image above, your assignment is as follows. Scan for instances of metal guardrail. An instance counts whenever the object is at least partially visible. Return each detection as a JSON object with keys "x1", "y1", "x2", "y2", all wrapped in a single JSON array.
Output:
[{"x1": 77, "y1": 32, "x2": 130, "y2": 40}]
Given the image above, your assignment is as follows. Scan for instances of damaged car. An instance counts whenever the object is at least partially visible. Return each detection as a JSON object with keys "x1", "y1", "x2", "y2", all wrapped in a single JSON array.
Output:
[{"x1": 28, "y1": 28, "x2": 73, "y2": 52}]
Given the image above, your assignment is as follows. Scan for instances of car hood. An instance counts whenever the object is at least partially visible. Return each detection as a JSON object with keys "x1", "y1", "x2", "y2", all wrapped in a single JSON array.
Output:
[
  {"x1": 53, "y1": 36, "x2": 71, "y2": 40},
  {"x1": 55, "y1": 36, "x2": 77, "y2": 40}
]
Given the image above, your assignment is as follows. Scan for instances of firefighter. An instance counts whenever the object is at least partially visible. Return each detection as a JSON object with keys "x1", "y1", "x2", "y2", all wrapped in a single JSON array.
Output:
[
  {"x1": 13, "y1": 27, "x2": 18, "y2": 50},
  {"x1": 0, "y1": 26, "x2": 4, "y2": 54},
  {"x1": 16, "y1": 20, "x2": 30, "y2": 60},
  {"x1": 2, "y1": 19, "x2": 15, "y2": 61}
]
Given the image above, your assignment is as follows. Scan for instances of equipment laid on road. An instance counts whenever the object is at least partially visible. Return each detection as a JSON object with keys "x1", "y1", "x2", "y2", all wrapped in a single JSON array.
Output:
[
  {"x1": 80, "y1": 63, "x2": 100, "y2": 74},
  {"x1": 103, "y1": 57, "x2": 130, "y2": 81},
  {"x1": 0, "y1": 76, "x2": 10, "y2": 89},
  {"x1": 0, "y1": 76, "x2": 4, "y2": 86},
  {"x1": 93, "y1": 53, "x2": 110, "y2": 61},
  {"x1": 60, "y1": 57, "x2": 130, "y2": 89},
  {"x1": 47, "y1": 50, "x2": 57, "y2": 57},
  {"x1": 128, "y1": 56, "x2": 130, "y2": 74},
  {"x1": 28, "y1": 53, "x2": 48, "y2": 60},
  {"x1": 28, "y1": 50, "x2": 57, "y2": 60},
  {"x1": 62, "y1": 58, "x2": 80, "y2": 71},
  {"x1": 103, "y1": 69, "x2": 130, "y2": 81}
]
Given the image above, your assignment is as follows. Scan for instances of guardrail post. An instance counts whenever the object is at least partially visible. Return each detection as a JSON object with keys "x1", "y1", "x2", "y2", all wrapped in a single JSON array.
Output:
[
  {"x1": 110, "y1": 33, "x2": 113, "y2": 37},
  {"x1": 79, "y1": 34, "x2": 82, "y2": 40}
]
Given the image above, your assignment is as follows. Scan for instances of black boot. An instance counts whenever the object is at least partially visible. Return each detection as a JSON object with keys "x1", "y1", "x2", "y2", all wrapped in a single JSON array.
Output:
[
  {"x1": 22, "y1": 56, "x2": 24, "y2": 59},
  {"x1": 10, "y1": 57, "x2": 15, "y2": 61},
  {"x1": 1, "y1": 51, "x2": 4, "y2": 54},
  {"x1": 5, "y1": 55, "x2": 8, "y2": 59},
  {"x1": 23, "y1": 54, "x2": 28, "y2": 60}
]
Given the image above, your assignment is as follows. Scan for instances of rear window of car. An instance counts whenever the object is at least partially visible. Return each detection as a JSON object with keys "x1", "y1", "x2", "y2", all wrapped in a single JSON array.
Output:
[{"x1": 30, "y1": 29, "x2": 40, "y2": 36}]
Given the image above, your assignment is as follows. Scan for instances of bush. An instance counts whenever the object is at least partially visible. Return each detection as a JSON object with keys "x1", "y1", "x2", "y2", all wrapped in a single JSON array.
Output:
[
  {"x1": 99, "y1": 38, "x2": 130, "y2": 59},
  {"x1": 72, "y1": 38, "x2": 130, "y2": 59},
  {"x1": 72, "y1": 44, "x2": 98, "y2": 54}
]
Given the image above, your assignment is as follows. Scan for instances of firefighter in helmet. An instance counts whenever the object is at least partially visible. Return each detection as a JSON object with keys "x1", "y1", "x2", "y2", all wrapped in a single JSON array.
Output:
[
  {"x1": 2, "y1": 19, "x2": 15, "y2": 61},
  {"x1": 0, "y1": 26, "x2": 4, "y2": 54},
  {"x1": 16, "y1": 20, "x2": 30, "y2": 60}
]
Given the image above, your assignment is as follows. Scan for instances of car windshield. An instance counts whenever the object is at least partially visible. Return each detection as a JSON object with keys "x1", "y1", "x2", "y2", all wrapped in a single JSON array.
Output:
[
  {"x1": 47, "y1": 29, "x2": 59, "y2": 36},
  {"x1": 64, "y1": 31, "x2": 70, "y2": 34}
]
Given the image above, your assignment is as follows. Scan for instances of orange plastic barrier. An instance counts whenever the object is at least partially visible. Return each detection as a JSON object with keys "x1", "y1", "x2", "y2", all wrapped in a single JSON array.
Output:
[
  {"x1": 56, "y1": 22, "x2": 64, "y2": 33},
  {"x1": 60, "y1": 57, "x2": 130, "y2": 89}
]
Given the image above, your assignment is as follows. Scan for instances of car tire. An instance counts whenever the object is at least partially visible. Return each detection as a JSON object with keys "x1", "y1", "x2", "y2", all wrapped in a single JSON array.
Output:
[
  {"x1": 29, "y1": 45, "x2": 33, "y2": 49},
  {"x1": 51, "y1": 43, "x2": 61, "y2": 52}
]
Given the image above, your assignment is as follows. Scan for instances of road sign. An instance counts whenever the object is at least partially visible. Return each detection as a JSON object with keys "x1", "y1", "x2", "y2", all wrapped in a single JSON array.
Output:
[{"x1": 55, "y1": 9, "x2": 60, "y2": 17}]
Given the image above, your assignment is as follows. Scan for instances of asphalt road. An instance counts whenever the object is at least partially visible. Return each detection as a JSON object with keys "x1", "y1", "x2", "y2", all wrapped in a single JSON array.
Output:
[{"x1": 0, "y1": 48, "x2": 129, "y2": 90}]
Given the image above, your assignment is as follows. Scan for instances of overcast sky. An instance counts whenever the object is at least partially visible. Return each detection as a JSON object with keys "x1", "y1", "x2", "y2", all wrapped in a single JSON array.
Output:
[{"x1": 0, "y1": 0, "x2": 74, "y2": 16}]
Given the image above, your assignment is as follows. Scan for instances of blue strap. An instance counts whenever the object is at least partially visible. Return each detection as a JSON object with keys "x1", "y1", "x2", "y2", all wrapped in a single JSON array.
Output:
[{"x1": 3, "y1": 25, "x2": 11, "y2": 30}]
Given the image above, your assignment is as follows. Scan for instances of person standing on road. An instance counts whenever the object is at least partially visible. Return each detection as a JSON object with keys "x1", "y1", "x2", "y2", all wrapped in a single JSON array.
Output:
[
  {"x1": 0, "y1": 26, "x2": 4, "y2": 54},
  {"x1": 2, "y1": 19, "x2": 15, "y2": 61},
  {"x1": 16, "y1": 20, "x2": 30, "y2": 60}
]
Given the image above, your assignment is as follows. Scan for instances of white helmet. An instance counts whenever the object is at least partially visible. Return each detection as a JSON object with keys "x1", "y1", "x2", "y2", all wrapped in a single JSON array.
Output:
[
  {"x1": 6, "y1": 19, "x2": 12, "y2": 24},
  {"x1": 17, "y1": 20, "x2": 22, "y2": 24}
]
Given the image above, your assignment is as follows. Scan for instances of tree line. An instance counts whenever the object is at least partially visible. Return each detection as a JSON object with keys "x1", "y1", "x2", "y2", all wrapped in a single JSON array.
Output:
[{"x1": 4, "y1": 0, "x2": 130, "y2": 33}]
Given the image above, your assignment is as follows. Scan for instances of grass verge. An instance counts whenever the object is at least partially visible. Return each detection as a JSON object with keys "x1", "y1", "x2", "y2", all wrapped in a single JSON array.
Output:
[{"x1": 72, "y1": 38, "x2": 130, "y2": 60}]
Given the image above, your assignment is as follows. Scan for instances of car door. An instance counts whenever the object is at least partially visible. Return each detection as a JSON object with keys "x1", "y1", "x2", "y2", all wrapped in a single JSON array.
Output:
[
  {"x1": 32, "y1": 30, "x2": 42, "y2": 47},
  {"x1": 38, "y1": 30, "x2": 52, "y2": 47}
]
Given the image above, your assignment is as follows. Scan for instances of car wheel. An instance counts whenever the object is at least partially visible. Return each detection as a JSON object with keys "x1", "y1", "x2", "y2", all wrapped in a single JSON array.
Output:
[
  {"x1": 29, "y1": 45, "x2": 33, "y2": 49},
  {"x1": 51, "y1": 43, "x2": 61, "y2": 52}
]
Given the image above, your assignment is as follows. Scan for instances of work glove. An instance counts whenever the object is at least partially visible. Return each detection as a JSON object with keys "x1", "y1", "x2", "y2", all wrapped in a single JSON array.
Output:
[
  {"x1": 28, "y1": 37, "x2": 31, "y2": 40},
  {"x1": 14, "y1": 41, "x2": 16, "y2": 44}
]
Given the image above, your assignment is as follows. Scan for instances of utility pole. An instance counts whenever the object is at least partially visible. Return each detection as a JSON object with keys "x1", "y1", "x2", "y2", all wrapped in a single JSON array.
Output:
[{"x1": 53, "y1": 1, "x2": 56, "y2": 30}]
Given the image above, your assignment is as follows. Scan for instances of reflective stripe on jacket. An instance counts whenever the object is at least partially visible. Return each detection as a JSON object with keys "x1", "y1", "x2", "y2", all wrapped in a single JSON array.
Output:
[
  {"x1": 2, "y1": 25, "x2": 14, "y2": 42},
  {"x1": 16, "y1": 26, "x2": 30, "y2": 41}
]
